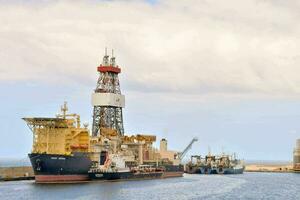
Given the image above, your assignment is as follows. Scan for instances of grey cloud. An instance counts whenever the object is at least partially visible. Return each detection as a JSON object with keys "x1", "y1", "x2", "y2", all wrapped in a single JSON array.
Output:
[{"x1": 0, "y1": 0, "x2": 299, "y2": 98}]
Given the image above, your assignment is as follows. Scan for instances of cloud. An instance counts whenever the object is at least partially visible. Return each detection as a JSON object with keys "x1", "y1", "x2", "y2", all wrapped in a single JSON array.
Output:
[{"x1": 0, "y1": 0, "x2": 300, "y2": 98}]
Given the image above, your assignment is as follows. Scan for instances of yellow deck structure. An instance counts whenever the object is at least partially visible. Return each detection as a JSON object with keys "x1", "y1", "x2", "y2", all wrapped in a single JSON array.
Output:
[{"x1": 23, "y1": 103, "x2": 90, "y2": 155}]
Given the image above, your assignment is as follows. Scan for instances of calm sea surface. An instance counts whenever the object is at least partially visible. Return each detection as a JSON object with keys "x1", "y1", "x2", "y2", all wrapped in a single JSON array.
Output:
[{"x1": 0, "y1": 173, "x2": 299, "y2": 200}]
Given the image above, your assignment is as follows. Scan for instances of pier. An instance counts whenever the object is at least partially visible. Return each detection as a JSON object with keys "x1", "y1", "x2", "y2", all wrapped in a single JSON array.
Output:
[
  {"x1": 245, "y1": 164, "x2": 293, "y2": 173},
  {"x1": 0, "y1": 166, "x2": 34, "y2": 181}
]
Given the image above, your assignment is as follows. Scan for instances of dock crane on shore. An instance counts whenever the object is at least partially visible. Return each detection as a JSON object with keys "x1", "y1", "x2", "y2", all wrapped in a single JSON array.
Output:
[{"x1": 177, "y1": 137, "x2": 198, "y2": 160}]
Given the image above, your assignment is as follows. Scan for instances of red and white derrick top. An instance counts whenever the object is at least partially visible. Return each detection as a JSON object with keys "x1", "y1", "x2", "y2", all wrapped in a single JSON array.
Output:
[{"x1": 97, "y1": 65, "x2": 121, "y2": 74}]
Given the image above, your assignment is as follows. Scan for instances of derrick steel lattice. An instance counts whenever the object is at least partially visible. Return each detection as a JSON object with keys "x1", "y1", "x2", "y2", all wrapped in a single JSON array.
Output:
[{"x1": 92, "y1": 49, "x2": 124, "y2": 136}]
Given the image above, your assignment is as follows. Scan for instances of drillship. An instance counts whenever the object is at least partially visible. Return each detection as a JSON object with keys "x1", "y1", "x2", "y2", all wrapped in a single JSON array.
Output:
[
  {"x1": 24, "y1": 50, "x2": 194, "y2": 183},
  {"x1": 186, "y1": 153, "x2": 245, "y2": 174}
]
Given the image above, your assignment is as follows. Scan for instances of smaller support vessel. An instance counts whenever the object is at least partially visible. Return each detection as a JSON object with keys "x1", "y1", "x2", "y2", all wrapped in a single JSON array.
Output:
[
  {"x1": 186, "y1": 153, "x2": 245, "y2": 175},
  {"x1": 88, "y1": 163, "x2": 180, "y2": 181},
  {"x1": 88, "y1": 146, "x2": 185, "y2": 181}
]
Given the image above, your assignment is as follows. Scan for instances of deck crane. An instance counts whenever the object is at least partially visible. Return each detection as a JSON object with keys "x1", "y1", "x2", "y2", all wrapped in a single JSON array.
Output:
[{"x1": 177, "y1": 137, "x2": 198, "y2": 160}]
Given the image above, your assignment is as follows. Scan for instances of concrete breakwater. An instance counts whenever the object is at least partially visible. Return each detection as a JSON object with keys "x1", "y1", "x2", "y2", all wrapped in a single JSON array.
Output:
[
  {"x1": 0, "y1": 166, "x2": 34, "y2": 181},
  {"x1": 245, "y1": 164, "x2": 293, "y2": 173}
]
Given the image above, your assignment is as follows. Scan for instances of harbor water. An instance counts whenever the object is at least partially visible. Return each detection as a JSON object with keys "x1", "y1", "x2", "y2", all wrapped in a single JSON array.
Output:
[{"x1": 0, "y1": 172, "x2": 299, "y2": 200}]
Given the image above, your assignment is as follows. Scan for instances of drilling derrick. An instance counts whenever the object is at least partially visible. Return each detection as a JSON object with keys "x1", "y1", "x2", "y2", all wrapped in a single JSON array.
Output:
[{"x1": 92, "y1": 49, "x2": 125, "y2": 136}]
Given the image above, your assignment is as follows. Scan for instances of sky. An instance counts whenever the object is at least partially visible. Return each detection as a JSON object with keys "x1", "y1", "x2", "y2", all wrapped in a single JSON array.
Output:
[{"x1": 0, "y1": 0, "x2": 300, "y2": 161}]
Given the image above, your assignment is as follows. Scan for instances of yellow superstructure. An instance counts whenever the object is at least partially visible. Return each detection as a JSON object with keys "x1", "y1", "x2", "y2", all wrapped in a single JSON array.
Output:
[{"x1": 23, "y1": 103, "x2": 90, "y2": 155}]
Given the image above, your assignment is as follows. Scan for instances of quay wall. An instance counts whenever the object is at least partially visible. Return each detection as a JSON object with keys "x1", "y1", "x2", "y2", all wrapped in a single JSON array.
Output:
[{"x1": 0, "y1": 166, "x2": 34, "y2": 180}]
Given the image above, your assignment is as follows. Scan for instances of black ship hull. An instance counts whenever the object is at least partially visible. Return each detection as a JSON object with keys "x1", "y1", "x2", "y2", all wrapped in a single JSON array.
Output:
[
  {"x1": 29, "y1": 153, "x2": 183, "y2": 182},
  {"x1": 28, "y1": 153, "x2": 92, "y2": 183}
]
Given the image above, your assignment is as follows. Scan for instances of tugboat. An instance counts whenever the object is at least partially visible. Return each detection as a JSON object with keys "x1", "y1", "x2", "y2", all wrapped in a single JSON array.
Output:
[{"x1": 186, "y1": 153, "x2": 245, "y2": 175}]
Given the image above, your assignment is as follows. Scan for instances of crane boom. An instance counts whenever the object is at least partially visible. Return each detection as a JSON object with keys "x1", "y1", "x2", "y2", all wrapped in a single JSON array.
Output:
[{"x1": 178, "y1": 137, "x2": 198, "y2": 160}]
